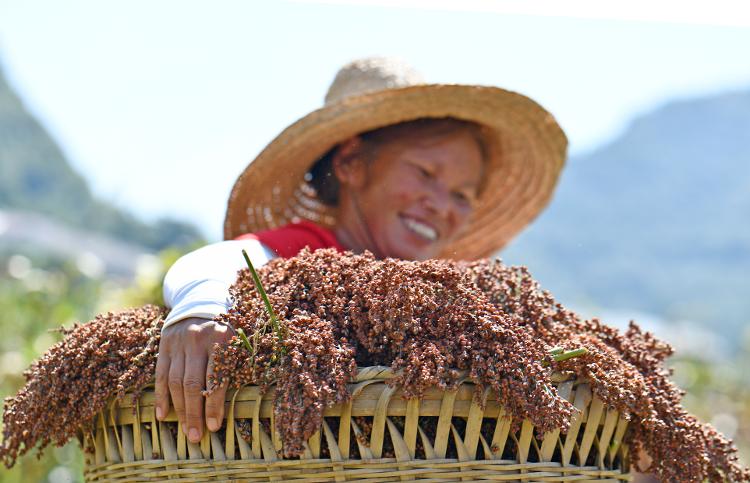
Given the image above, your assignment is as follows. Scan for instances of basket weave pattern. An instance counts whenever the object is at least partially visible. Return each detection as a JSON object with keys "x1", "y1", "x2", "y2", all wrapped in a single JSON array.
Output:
[{"x1": 83, "y1": 367, "x2": 630, "y2": 482}]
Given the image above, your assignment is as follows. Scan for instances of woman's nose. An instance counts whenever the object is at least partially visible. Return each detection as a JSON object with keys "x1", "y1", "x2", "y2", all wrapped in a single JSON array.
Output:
[{"x1": 422, "y1": 184, "x2": 453, "y2": 220}]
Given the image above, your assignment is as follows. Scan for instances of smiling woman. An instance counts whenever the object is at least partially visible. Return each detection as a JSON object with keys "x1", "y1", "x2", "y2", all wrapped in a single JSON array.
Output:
[
  {"x1": 155, "y1": 56, "x2": 567, "y2": 449},
  {"x1": 314, "y1": 118, "x2": 488, "y2": 260}
]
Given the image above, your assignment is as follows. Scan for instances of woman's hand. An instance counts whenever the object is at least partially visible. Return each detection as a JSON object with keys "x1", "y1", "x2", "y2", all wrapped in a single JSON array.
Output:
[{"x1": 155, "y1": 317, "x2": 234, "y2": 443}]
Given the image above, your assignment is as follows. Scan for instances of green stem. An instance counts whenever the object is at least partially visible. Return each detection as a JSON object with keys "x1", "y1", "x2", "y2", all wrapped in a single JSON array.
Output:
[
  {"x1": 552, "y1": 347, "x2": 588, "y2": 362},
  {"x1": 236, "y1": 328, "x2": 253, "y2": 354},
  {"x1": 541, "y1": 347, "x2": 588, "y2": 367},
  {"x1": 242, "y1": 249, "x2": 283, "y2": 342}
]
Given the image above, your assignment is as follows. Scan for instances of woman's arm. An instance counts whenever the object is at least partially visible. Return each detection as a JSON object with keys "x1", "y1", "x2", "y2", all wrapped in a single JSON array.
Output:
[
  {"x1": 162, "y1": 239, "x2": 276, "y2": 329},
  {"x1": 156, "y1": 238, "x2": 276, "y2": 444}
]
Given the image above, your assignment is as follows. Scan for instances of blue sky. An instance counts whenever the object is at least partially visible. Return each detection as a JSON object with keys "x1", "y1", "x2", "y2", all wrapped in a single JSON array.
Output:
[{"x1": 1, "y1": 0, "x2": 749, "y2": 240}]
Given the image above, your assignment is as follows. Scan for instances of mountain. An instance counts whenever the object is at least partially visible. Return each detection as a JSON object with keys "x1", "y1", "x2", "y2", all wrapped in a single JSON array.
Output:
[
  {"x1": 0, "y1": 64, "x2": 204, "y2": 251},
  {"x1": 502, "y1": 89, "x2": 750, "y2": 338},
  {"x1": 0, "y1": 209, "x2": 152, "y2": 279}
]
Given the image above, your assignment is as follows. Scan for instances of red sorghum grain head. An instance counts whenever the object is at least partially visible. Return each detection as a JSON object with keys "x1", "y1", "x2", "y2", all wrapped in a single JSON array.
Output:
[
  {"x1": 2, "y1": 251, "x2": 748, "y2": 482},
  {"x1": 1, "y1": 305, "x2": 166, "y2": 467}
]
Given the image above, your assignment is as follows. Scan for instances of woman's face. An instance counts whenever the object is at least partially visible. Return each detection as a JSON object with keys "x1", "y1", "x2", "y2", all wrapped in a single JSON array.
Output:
[{"x1": 335, "y1": 130, "x2": 484, "y2": 260}]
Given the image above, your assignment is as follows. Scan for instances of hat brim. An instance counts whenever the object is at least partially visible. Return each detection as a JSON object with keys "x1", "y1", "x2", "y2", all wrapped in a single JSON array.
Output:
[{"x1": 224, "y1": 84, "x2": 567, "y2": 260}]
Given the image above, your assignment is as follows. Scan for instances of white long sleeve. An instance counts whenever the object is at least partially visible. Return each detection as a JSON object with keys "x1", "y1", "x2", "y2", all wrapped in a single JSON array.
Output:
[{"x1": 162, "y1": 239, "x2": 277, "y2": 330}]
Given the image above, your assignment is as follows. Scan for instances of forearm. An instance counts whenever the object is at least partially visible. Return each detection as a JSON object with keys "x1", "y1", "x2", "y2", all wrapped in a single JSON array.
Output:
[{"x1": 162, "y1": 239, "x2": 276, "y2": 330}]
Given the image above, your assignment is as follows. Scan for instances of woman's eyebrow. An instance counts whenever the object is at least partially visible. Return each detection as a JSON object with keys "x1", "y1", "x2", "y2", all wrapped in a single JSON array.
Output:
[
  {"x1": 409, "y1": 154, "x2": 479, "y2": 189},
  {"x1": 458, "y1": 183, "x2": 481, "y2": 195}
]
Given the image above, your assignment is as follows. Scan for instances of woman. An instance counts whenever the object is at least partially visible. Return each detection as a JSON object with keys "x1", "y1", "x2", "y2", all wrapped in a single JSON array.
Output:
[{"x1": 155, "y1": 57, "x2": 567, "y2": 446}]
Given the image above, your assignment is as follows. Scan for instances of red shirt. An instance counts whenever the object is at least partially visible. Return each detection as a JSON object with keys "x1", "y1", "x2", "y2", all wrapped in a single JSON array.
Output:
[{"x1": 235, "y1": 220, "x2": 346, "y2": 258}]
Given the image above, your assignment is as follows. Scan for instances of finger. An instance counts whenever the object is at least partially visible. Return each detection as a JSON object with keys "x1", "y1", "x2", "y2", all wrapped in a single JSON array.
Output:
[
  {"x1": 154, "y1": 344, "x2": 171, "y2": 421},
  {"x1": 183, "y1": 352, "x2": 208, "y2": 443},
  {"x1": 205, "y1": 355, "x2": 228, "y2": 432},
  {"x1": 168, "y1": 353, "x2": 186, "y2": 428}
]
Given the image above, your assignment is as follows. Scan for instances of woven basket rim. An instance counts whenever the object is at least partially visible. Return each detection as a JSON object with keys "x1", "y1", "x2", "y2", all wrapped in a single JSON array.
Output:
[{"x1": 83, "y1": 366, "x2": 631, "y2": 482}]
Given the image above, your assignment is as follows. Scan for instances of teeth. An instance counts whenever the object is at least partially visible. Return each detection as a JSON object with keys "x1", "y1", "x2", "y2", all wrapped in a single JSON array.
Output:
[{"x1": 403, "y1": 217, "x2": 438, "y2": 241}]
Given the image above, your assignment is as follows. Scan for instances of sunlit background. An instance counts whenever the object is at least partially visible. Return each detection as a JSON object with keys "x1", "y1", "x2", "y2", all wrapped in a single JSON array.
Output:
[{"x1": 1, "y1": 1, "x2": 749, "y2": 481}]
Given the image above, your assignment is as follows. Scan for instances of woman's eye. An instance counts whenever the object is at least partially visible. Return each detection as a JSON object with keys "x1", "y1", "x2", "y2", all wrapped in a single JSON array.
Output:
[
  {"x1": 453, "y1": 191, "x2": 473, "y2": 206},
  {"x1": 415, "y1": 165, "x2": 432, "y2": 178}
]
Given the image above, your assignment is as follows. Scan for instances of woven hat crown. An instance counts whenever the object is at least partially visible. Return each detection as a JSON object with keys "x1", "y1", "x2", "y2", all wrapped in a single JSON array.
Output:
[{"x1": 324, "y1": 57, "x2": 425, "y2": 105}]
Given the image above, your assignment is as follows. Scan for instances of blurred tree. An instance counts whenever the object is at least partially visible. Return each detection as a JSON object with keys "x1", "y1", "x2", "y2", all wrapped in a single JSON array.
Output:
[{"x1": 0, "y1": 245, "x2": 195, "y2": 482}]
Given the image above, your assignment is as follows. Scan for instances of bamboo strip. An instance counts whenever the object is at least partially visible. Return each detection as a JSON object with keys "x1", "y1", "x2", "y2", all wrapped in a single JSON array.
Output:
[
  {"x1": 140, "y1": 426, "x2": 153, "y2": 461},
  {"x1": 157, "y1": 421, "x2": 178, "y2": 481},
  {"x1": 434, "y1": 389, "x2": 458, "y2": 458},
  {"x1": 97, "y1": 413, "x2": 108, "y2": 462},
  {"x1": 562, "y1": 384, "x2": 592, "y2": 466},
  {"x1": 186, "y1": 440, "x2": 202, "y2": 460},
  {"x1": 270, "y1": 401, "x2": 282, "y2": 455},
  {"x1": 158, "y1": 422, "x2": 177, "y2": 461},
  {"x1": 578, "y1": 397, "x2": 605, "y2": 466},
  {"x1": 338, "y1": 378, "x2": 382, "y2": 462},
  {"x1": 309, "y1": 429, "x2": 322, "y2": 459},
  {"x1": 596, "y1": 409, "x2": 620, "y2": 468},
  {"x1": 403, "y1": 398, "x2": 420, "y2": 459},
  {"x1": 416, "y1": 424, "x2": 436, "y2": 459},
  {"x1": 302, "y1": 441, "x2": 314, "y2": 460},
  {"x1": 105, "y1": 427, "x2": 121, "y2": 463},
  {"x1": 94, "y1": 424, "x2": 105, "y2": 465},
  {"x1": 321, "y1": 419, "x2": 345, "y2": 482},
  {"x1": 322, "y1": 419, "x2": 342, "y2": 462},
  {"x1": 490, "y1": 409, "x2": 512, "y2": 460},
  {"x1": 540, "y1": 380, "x2": 574, "y2": 462},
  {"x1": 108, "y1": 403, "x2": 124, "y2": 461},
  {"x1": 449, "y1": 424, "x2": 472, "y2": 482},
  {"x1": 176, "y1": 422, "x2": 186, "y2": 460},
  {"x1": 371, "y1": 384, "x2": 398, "y2": 458},
  {"x1": 133, "y1": 402, "x2": 143, "y2": 461},
  {"x1": 385, "y1": 417, "x2": 414, "y2": 481},
  {"x1": 252, "y1": 389, "x2": 262, "y2": 459},
  {"x1": 450, "y1": 424, "x2": 470, "y2": 462},
  {"x1": 350, "y1": 418, "x2": 374, "y2": 461},
  {"x1": 225, "y1": 389, "x2": 240, "y2": 460},
  {"x1": 258, "y1": 424, "x2": 276, "y2": 461},
  {"x1": 120, "y1": 425, "x2": 135, "y2": 463},
  {"x1": 234, "y1": 420, "x2": 252, "y2": 460},
  {"x1": 607, "y1": 418, "x2": 629, "y2": 467},
  {"x1": 199, "y1": 427, "x2": 210, "y2": 459},
  {"x1": 463, "y1": 387, "x2": 490, "y2": 460},
  {"x1": 338, "y1": 399, "x2": 354, "y2": 461},
  {"x1": 258, "y1": 424, "x2": 282, "y2": 482},
  {"x1": 478, "y1": 432, "x2": 493, "y2": 460},
  {"x1": 150, "y1": 405, "x2": 161, "y2": 459},
  {"x1": 210, "y1": 431, "x2": 225, "y2": 460},
  {"x1": 516, "y1": 420, "x2": 534, "y2": 464}
]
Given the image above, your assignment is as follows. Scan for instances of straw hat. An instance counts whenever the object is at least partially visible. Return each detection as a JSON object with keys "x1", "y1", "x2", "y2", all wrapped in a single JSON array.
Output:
[{"x1": 224, "y1": 57, "x2": 567, "y2": 260}]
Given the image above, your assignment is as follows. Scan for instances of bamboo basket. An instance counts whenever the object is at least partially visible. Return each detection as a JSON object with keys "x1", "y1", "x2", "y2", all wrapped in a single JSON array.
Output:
[{"x1": 82, "y1": 367, "x2": 631, "y2": 482}]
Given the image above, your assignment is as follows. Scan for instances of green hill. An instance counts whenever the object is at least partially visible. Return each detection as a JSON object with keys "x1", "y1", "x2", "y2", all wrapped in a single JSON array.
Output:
[
  {"x1": 0, "y1": 64, "x2": 203, "y2": 251},
  {"x1": 502, "y1": 89, "x2": 750, "y2": 338}
]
